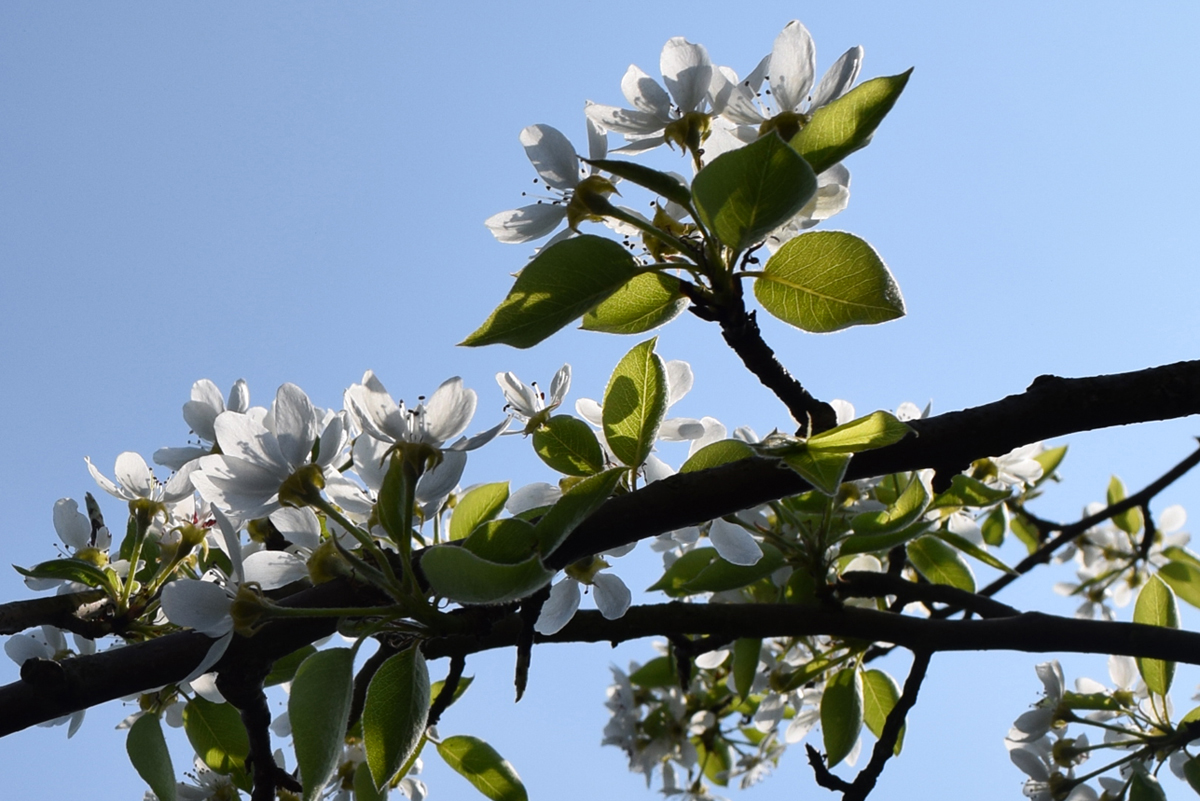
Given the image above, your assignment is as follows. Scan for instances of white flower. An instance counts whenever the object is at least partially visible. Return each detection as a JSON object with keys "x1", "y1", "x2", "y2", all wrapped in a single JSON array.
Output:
[
  {"x1": 497, "y1": 364, "x2": 571, "y2": 433},
  {"x1": 484, "y1": 123, "x2": 612, "y2": 244},
  {"x1": 586, "y1": 37, "x2": 722, "y2": 157},
  {"x1": 534, "y1": 566, "x2": 632, "y2": 635},
  {"x1": 4, "y1": 626, "x2": 90, "y2": 736},
  {"x1": 1008, "y1": 660, "x2": 1065, "y2": 743},
  {"x1": 190, "y1": 383, "x2": 348, "y2": 524},
  {"x1": 991, "y1": 443, "x2": 1045, "y2": 488},
  {"x1": 86, "y1": 452, "x2": 197, "y2": 506},
  {"x1": 154, "y1": 379, "x2": 250, "y2": 470}
]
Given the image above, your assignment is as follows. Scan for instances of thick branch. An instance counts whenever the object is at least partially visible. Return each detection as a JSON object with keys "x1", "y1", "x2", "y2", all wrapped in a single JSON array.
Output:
[
  {"x1": 0, "y1": 590, "x2": 108, "y2": 637},
  {"x1": 549, "y1": 359, "x2": 1200, "y2": 567}
]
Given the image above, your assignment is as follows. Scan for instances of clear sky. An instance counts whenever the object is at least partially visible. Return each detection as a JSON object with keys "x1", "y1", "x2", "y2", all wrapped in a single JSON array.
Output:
[{"x1": 3, "y1": 2, "x2": 1200, "y2": 799}]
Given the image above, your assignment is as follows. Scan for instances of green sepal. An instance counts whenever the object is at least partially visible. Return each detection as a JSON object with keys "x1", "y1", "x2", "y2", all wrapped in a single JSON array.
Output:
[
  {"x1": 531, "y1": 416, "x2": 605, "y2": 476},
  {"x1": 533, "y1": 467, "x2": 626, "y2": 556},
  {"x1": 861, "y1": 669, "x2": 903, "y2": 754},
  {"x1": 583, "y1": 158, "x2": 692, "y2": 207},
  {"x1": 679, "y1": 439, "x2": 755, "y2": 473},
  {"x1": 449, "y1": 483, "x2": 510, "y2": 542},
  {"x1": 756, "y1": 231, "x2": 905, "y2": 333},
  {"x1": 1133, "y1": 575, "x2": 1178, "y2": 695},
  {"x1": 602, "y1": 337, "x2": 668, "y2": 469},
  {"x1": 906, "y1": 536, "x2": 975, "y2": 592},
  {"x1": 182, "y1": 697, "x2": 251, "y2": 791},
  {"x1": 420, "y1": 547, "x2": 552, "y2": 606},
  {"x1": 363, "y1": 645, "x2": 430, "y2": 791},
  {"x1": 127, "y1": 713, "x2": 176, "y2": 801},
  {"x1": 436, "y1": 735, "x2": 529, "y2": 801},
  {"x1": 790, "y1": 69, "x2": 912, "y2": 175},
  {"x1": 821, "y1": 667, "x2": 863, "y2": 767},
  {"x1": 581, "y1": 271, "x2": 689, "y2": 335},
  {"x1": 290, "y1": 648, "x2": 356, "y2": 801},
  {"x1": 691, "y1": 131, "x2": 817, "y2": 252},
  {"x1": 461, "y1": 235, "x2": 640, "y2": 349}
]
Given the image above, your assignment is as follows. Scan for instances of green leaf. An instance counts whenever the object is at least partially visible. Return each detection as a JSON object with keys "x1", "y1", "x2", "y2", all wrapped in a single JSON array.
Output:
[
  {"x1": 839, "y1": 521, "x2": 932, "y2": 557},
  {"x1": 533, "y1": 467, "x2": 626, "y2": 555},
  {"x1": 1163, "y1": 545, "x2": 1200, "y2": 570},
  {"x1": 929, "y1": 475, "x2": 1012, "y2": 510},
  {"x1": 680, "y1": 439, "x2": 756, "y2": 473},
  {"x1": 1133, "y1": 575, "x2": 1179, "y2": 695},
  {"x1": 780, "y1": 449, "x2": 851, "y2": 495},
  {"x1": 462, "y1": 519, "x2": 540, "y2": 565},
  {"x1": 265, "y1": 645, "x2": 318, "y2": 686},
  {"x1": 450, "y1": 483, "x2": 510, "y2": 541},
  {"x1": 583, "y1": 158, "x2": 692, "y2": 206},
  {"x1": 682, "y1": 544, "x2": 785, "y2": 594},
  {"x1": 182, "y1": 697, "x2": 250, "y2": 790},
  {"x1": 647, "y1": 548, "x2": 720, "y2": 596},
  {"x1": 934, "y1": 530, "x2": 1016, "y2": 575},
  {"x1": 377, "y1": 451, "x2": 413, "y2": 547},
  {"x1": 14, "y1": 558, "x2": 115, "y2": 591},
  {"x1": 1033, "y1": 445, "x2": 1068, "y2": 481},
  {"x1": 861, "y1": 669, "x2": 903, "y2": 754},
  {"x1": 290, "y1": 648, "x2": 356, "y2": 801},
  {"x1": 981, "y1": 505, "x2": 1007, "y2": 547},
  {"x1": 1157, "y1": 561, "x2": 1200, "y2": 609},
  {"x1": 821, "y1": 667, "x2": 863, "y2": 767},
  {"x1": 437, "y1": 735, "x2": 528, "y2": 801},
  {"x1": 461, "y1": 235, "x2": 641, "y2": 348},
  {"x1": 773, "y1": 649, "x2": 859, "y2": 693},
  {"x1": 807, "y1": 411, "x2": 913, "y2": 454},
  {"x1": 1183, "y1": 756, "x2": 1200, "y2": 795},
  {"x1": 851, "y1": 474, "x2": 928, "y2": 536},
  {"x1": 691, "y1": 132, "x2": 817, "y2": 252},
  {"x1": 127, "y1": 714, "x2": 176, "y2": 801},
  {"x1": 354, "y1": 762, "x2": 386, "y2": 801},
  {"x1": 364, "y1": 646, "x2": 431, "y2": 791},
  {"x1": 1061, "y1": 691, "x2": 1121, "y2": 711},
  {"x1": 906, "y1": 536, "x2": 975, "y2": 592},
  {"x1": 602, "y1": 338, "x2": 667, "y2": 469},
  {"x1": 429, "y1": 675, "x2": 475, "y2": 710},
  {"x1": 790, "y1": 69, "x2": 912, "y2": 175},
  {"x1": 756, "y1": 231, "x2": 905, "y2": 333},
  {"x1": 629, "y1": 655, "x2": 678, "y2": 688},
  {"x1": 422, "y1": 546, "x2": 552, "y2": 606},
  {"x1": 732, "y1": 638, "x2": 761, "y2": 701},
  {"x1": 531, "y1": 416, "x2": 605, "y2": 476},
  {"x1": 581, "y1": 271, "x2": 688, "y2": 335},
  {"x1": 1128, "y1": 769, "x2": 1167, "y2": 801},
  {"x1": 1107, "y1": 475, "x2": 1143, "y2": 535},
  {"x1": 1009, "y1": 513, "x2": 1041, "y2": 554}
]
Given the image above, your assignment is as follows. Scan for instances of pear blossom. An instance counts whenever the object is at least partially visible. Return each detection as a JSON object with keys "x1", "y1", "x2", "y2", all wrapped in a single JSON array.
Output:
[
  {"x1": 86, "y1": 451, "x2": 197, "y2": 507},
  {"x1": 190, "y1": 383, "x2": 349, "y2": 524},
  {"x1": 4, "y1": 626, "x2": 91, "y2": 736},
  {"x1": 534, "y1": 566, "x2": 632, "y2": 635},
  {"x1": 484, "y1": 122, "x2": 613, "y2": 244},
  {"x1": 154, "y1": 378, "x2": 250, "y2": 470},
  {"x1": 497, "y1": 364, "x2": 571, "y2": 434}
]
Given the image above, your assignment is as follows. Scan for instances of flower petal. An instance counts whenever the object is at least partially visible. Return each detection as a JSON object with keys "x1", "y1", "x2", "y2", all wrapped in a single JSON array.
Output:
[
  {"x1": 620, "y1": 64, "x2": 672, "y2": 119},
  {"x1": 114, "y1": 452, "x2": 155, "y2": 500},
  {"x1": 484, "y1": 203, "x2": 567, "y2": 244},
  {"x1": 243, "y1": 551, "x2": 309, "y2": 591},
  {"x1": 810, "y1": 45, "x2": 863, "y2": 109},
  {"x1": 519, "y1": 124, "x2": 580, "y2": 191},
  {"x1": 52, "y1": 498, "x2": 91, "y2": 551},
  {"x1": 160, "y1": 580, "x2": 234, "y2": 638},
  {"x1": 592, "y1": 573, "x2": 632, "y2": 620},
  {"x1": 708, "y1": 518, "x2": 763, "y2": 566},
  {"x1": 272, "y1": 383, "x2": 318, "y2": 470},
  {"x1": 660, "y1": 37, "x2": 712, "y2": 114},
  {"x1": 770, "y1": 21, "x2": 816, "y2": 113},
  {"x1": 534, "y1": 579, "x2": 582, "y2": 634}
]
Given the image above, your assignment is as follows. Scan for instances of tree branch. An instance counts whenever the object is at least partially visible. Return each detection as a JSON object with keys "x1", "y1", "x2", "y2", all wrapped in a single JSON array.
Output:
[{"x1": 0, "y1": 589, "x2": 109, "y2": 637}]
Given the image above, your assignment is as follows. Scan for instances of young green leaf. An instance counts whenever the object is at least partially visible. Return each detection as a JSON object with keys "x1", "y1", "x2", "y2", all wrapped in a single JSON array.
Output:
[
  {"x1": 462, "y1": 518, "x2": 540, "y2": 565},
  {"x1": 647, "y1": 548, "x2": 720, "y2": 596},
  {"x1": 906, "y1": 536, "x2": 976, "y2": 592},
  {"x1": 790, "y1": 69, "x2": 912, "y2": 175},
  {"x1": 981, "y1": 505, "x2": 1007, "y2": 547},
  {"x1": 1159, "y1": 560, "x2": 1200, "y2": 609},
  {"x1": 929, "y1": 474, "x2": 1012, "y2": 510},
  {"x1": 681, "y1": 543, "x2": 785, "y2": 594},
  {"x1": 437, "y1": 735, "x2": 529, "y2": 801},
  {"x1": 807, "y1": 410, "x2": 912, "y2": 454},
  {"x1": 14, "y1": 558, "x2": 116, "y2": 591},
  {"x1": 265, "y1": 645, "x2": 319, "y2": 686},
  {"x1": 679, "y1": 439, "x2": 756, "y2": 473},
  {"x1": 533, "y1": 467, "x2": 626, "y2": 555},
  {"x1": 364, "y1": 646, "x2": 431, "y2": 791},
  {"x1": 377, "y1": 451, "x2": 413, "y2": 547},
  {"x1": 755, "y1": 231, "x2": 904, "y2": 333},
  {"x1": 531, "y1": 415, "x2": 605, "y2": 476},
  {"x1": 602, "y1": 338, "x2": 668, "y2": 469},
  {"x1": 851, "y1": 474, "x2": 929, "y2": 536},
  {"x1": 461, "y1": 235, "x2": 640, "y2": 349},
  {"x1": 1128, "y1": 769, "x2": 1167, "y2": 801},
  {"x1": 821, "y1": 667, "x2": 863, "y2": 767},
  {"x1": 583, "y1": 158, "x2": 692, "y2": 207},
  {"x1": 420, "y1": 547, "x2": 552, "y2": 605},
  {"x1": 691, "y1": 132, "x2": 818, "y2": 252},
  {"x1": 629, "y1": 654, "x2": 679, "y2": 688},
  {"x1": 732, "y1": 638, "x2": 762, "y2": 701},
  {"x1": 1107, "y1": 475, "x2": 1144, "y2": 535},
  {"x1": 839, "y1": 520, "x2": 932, "y2": 557},
  {"x1": 1183, "y1": 756, "x2": 1200, "y2": 795},
  {"x1": 581, "y1": 272, "x2": 689, "y2": 335},
  {"x1": 182, "y1": 698, "x2": 251, "y2": 790},
  {"x1": 1133, "y1": 575, "x2": 1179, "y2": 695},
  {"x1": 449, "y1": 483, "x2": 510, "y2": 541},
  {"x1": 1033, "y1": 445, "x2": 1068, "y2": 481},
  {"x1": 354, "y1": 762, "x2": 386, "y2": 801},
  {"x1": 861, "y1": 669, "x2": 903, "y2": 754},
  {"x1": 127, "y1": 714, "x2": 176, "y2": 801},
  {"x1": 780, "y1": 449, "x2": 851, "y2": 495},
  {"x1": 290, "y1": 648, "x2": 356, "y2": 801},
  {"x1": 935, "y1": 530, "x2": 1016, "y2": 575}
]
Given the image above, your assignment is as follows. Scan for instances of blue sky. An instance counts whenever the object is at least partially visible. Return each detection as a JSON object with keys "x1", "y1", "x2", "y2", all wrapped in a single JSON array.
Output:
[{"x1": 3, "y1": 2, "x2": 1200, "y2": 798}]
